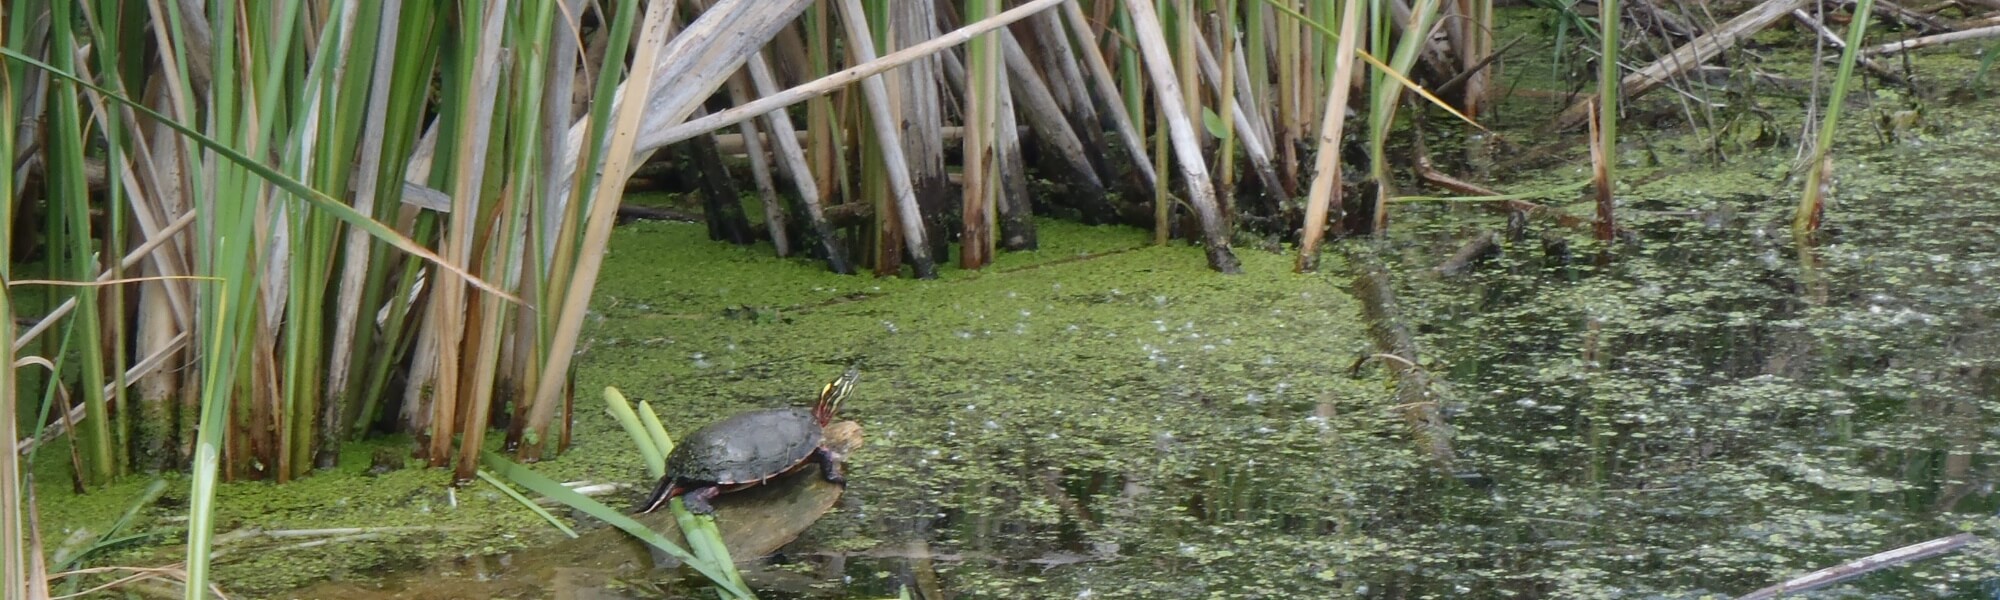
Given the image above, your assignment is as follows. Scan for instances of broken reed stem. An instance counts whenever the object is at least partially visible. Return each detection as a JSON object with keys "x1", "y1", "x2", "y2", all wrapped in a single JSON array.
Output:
[
  {"x1": 655, "y1": 0, "x2": 1071, "y2": 149},
  {"x1": 1296, "y1": 0, "x2": 1364, "y2": 273}
]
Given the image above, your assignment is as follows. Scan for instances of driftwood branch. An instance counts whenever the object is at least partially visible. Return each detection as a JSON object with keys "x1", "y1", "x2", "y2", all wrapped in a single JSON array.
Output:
[
  {"x1": 1735, "y1": 533, "x2": 1977, "y2": 600},
  {"x1": 1865, "y1": 23, "x2": 2000, "y2": 54}
]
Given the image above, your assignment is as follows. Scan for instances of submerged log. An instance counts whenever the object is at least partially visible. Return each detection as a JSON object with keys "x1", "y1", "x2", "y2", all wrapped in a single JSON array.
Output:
[
  {"x1": 1434, "y1": 231, "x2": 1501, "y2": 277},
  {"x1": 1343, "y1": 246, "x2": 1463, "y2": 475}
]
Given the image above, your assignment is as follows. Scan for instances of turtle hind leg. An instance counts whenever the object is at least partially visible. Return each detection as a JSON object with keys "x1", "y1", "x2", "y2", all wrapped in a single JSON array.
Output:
[
  {"x1": 813, "y1": 446, "x2": 847, "y2": 485},
  {"x1": 681, "y1": 485, "x2": 722, "y2": 515}
]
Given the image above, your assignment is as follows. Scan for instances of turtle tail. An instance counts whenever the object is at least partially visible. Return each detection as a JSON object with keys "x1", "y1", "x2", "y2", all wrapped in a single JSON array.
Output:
[{"x1": 813, "y1": 367, "x2": 861, "y2": 425}]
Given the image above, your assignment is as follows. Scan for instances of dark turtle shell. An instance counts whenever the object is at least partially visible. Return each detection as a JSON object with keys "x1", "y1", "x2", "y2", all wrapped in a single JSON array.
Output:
[{"x1": 664, "y1": 407, "x2": 824, "y2": 485}]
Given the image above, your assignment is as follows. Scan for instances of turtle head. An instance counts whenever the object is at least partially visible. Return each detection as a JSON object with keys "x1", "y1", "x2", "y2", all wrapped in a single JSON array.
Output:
[{"x1": 813, "y1": 367, "x2": 860, "y2": 424}]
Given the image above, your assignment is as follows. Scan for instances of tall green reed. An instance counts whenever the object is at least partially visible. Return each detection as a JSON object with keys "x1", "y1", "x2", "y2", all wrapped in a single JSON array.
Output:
[{"x1": 1796, "y1": 0, "x2": 1875, "y2": 236}]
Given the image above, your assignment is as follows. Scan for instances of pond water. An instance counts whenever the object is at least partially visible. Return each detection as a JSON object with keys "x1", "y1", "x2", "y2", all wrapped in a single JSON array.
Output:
[
  {"x1": 268, "y1": 63, "x2": 2000, "y2": 600},
  {"x1": 487, "y1": 102, "x2": 1998, "y2": 599}
]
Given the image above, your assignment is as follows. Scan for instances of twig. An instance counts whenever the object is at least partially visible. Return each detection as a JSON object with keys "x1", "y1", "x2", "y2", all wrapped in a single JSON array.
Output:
[
  {"x1": 48, "y1": 565, "x2": 230, "y2": 600},
  {"x1": 1792, "y1": 10, "x2": 1913, "y2": 87},
  {"x1": 1848, "y1": 0, "x2": 1958, "y2": 33},
  {"x1": 1435, "y1": 232, "x2": 1502, "y2": 277},
  {"x1": 613, "y1": 204, "x2": 702, "y2": 224},
  {"x1": 1864, "y1": 23, "x2": 2000, "y2": 54},
  {"x1": 1408, "y1": 126, "x2": 1597, "y2": 232},
  {"x1": 1433, "y1": 36, "x2": 1529, "y2": 98}
]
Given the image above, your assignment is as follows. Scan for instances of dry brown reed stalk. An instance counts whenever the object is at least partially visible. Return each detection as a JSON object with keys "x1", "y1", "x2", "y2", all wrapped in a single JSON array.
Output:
[
  {"x1": 1296, "y1": 0, "x2": 1365, "y2": 273},
  {"x1": 1121, "y1": 0, "x2": 1242, "y2": 273},
  {"x1": 1587, "y1": 99, "x2": 1617, "y2": 242}
]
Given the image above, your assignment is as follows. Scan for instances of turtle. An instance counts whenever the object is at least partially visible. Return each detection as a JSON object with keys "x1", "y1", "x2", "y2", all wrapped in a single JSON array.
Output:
[{"x1": 635, "y1": 368, "x2": 859, "y2": 515}]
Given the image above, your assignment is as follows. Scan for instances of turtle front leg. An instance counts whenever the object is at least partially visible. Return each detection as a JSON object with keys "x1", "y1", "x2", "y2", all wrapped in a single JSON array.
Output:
[
  {"x1": 681, "y1": 485, "x2": 722, "y2": 515},
  {"x1": 813, "y1": 446, "x2": 847, "y2": 485}
]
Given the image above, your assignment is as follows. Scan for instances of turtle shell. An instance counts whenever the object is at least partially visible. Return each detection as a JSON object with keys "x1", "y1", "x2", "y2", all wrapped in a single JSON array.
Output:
[{"x1": 664, "y1": 407, "x2": 824, "y2": 485}]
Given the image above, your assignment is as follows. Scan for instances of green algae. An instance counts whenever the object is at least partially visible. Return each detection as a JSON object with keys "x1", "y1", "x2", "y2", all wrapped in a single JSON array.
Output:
[{"x1": 575, "y1": 219, "x2": 1454, "y2": 598}]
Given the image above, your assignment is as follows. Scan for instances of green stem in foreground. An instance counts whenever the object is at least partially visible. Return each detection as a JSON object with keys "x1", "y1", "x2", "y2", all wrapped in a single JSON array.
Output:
[
  {"x1": 1796, "y1": 0, "x2": 1875, "y2": 236},
  {"x1": 604, "y1": 387, "x2": 666, "y2": 477},
  {"x1": 1595, "y1": 0, "x2": 1621, "y2": 241},
  {"x1": 49, "y1": 0, "x2": 117, "y2": 486}
]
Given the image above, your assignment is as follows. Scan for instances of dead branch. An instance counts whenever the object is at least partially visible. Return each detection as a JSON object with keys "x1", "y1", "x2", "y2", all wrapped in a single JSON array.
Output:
[
  {"x1": 1852, "y1": 0, "x2": 1958, "y2": 34},
  {"x1": 1549, "y1": 0, "x2": 1811, "y2": 131},
  {"x1": 1735, "y1": 533, "x2": 1977, "y2": 600},
  {"x1": 1865, "y1": 23, "x2": 2000, "y2": 54},
  {"x1": 1434, "y1": 231, "x2": 1501, "y2": 277},
  {"x1": 1792, "y1": 10, "x2": 1913, "y2": 87}
]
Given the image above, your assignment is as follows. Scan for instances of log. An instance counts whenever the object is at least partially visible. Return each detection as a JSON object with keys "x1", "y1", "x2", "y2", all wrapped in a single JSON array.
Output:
[{"x1": 277, "y1": 422, "x2": 865, "y2": 598}]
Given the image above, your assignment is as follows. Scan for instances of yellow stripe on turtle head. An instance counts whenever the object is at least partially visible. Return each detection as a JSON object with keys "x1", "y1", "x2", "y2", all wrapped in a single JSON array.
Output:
[{"x1": 815, "y1": 367, "x2": 860, "y2": 418}]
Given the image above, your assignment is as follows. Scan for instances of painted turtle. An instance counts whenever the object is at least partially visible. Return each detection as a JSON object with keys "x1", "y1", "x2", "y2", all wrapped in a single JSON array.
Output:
[{"x1": 636, "y1": 368, "x2": 859, "y2": 515}]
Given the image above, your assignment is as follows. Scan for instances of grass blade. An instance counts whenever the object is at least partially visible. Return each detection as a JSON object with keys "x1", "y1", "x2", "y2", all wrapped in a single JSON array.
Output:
[
  {"x1": 475, "y1": 470, "x2": 579, "y2": 539},
  {"x1": 479, "y1": 452, "x2": 753, "y2": 597},
  {"x1": 0, "y1": 48, "x2": 521, "y2": 304}
]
